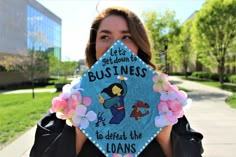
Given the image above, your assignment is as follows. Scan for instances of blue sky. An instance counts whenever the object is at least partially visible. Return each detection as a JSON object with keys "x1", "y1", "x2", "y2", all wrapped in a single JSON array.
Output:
[{"x1": 37, "y1": 0, "x2": 206, "y2": 61}]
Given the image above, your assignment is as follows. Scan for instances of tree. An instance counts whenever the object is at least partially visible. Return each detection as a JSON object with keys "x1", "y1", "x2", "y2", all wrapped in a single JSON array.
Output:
[
  {"x1": 0, "y1": 51, "x2": 48, "y2": 98},
  {"x1": 48, "y1": 53, "x2": 61, "y2": 76},
  {"x1": 226, "y1": 39, "x2": 236, "y2": 73},
  {"x1": 142, "y1": 10, "x2": 180, "y2": 73},
  {"x1": 60, "y1": 61, "x2": 77, "y2": 80},
  {"x1": 171, "y1": 20, "x2": 194, "y2": 78},
  {"x1": 51, "y1": 60, "x2": 78, "y2": 92},
  {"x1": 192, "y1": 0, "x2": 236, "y2": 84}
]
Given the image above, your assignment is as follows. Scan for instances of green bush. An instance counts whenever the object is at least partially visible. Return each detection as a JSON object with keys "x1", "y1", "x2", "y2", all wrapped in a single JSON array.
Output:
[
  {"x1": 191, "y1": 71, "x2": 221, "y2": 81},
  {"x1": 191, "y1": 71, "x2": 211, "y2": 79},
  {"x1": 191, "y1": 71, "x2": 200, "y2": 78},
  {"x1": 209, "y1": 73, "x2": 219, "y2": 81},
  {"x1": 168, "y1": 72, "x2": 192, "y2": 76},
  {"x1": 229, "y1": 75, "x2": 236, "y2": 83},
  {"x1": 191, "y1": 72, "x2": 236, "y2": 83}
]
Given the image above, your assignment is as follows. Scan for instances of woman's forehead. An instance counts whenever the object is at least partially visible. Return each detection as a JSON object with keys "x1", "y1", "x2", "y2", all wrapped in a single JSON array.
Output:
[{"x1": 98, "y1": 15, "x2": 129, "y2": 31}]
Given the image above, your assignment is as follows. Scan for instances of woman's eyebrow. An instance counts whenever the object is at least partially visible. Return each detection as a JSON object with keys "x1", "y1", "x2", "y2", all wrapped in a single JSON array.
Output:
[
  {"x1": 98, "y1": 29, "x2": 130, "y2": 34},
  {"x1": 121, "y1": 30, "x2": 130, "y2": 34},
  {"x1": 98, "y1": 30, "x2": 111, "y2": 34}
]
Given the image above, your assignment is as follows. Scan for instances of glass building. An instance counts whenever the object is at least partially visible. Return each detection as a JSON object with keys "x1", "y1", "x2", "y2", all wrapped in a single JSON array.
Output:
[
  {"x1": 0, "y1": 0, "x2": 61, "y2": 87},
  {"x1": 27, "y1": 5, "x2": 61, "y2": 60}
]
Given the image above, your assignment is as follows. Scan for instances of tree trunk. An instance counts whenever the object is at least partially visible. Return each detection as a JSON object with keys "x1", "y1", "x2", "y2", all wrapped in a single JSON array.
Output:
[
  {"x1": 31, "y1": 50, "x2": 35, "y2": 99},
  {"x1": 183, "y1": 61, "x2": 188, "y2": 79},
  {"x1": 218, "y1": 56, "x2": 225, "y2": 85},
  {"x1": 233, "y1": 55, "x2": 236, "y2": 74},
  {"x1": 195, "y1": 56, "x2": 203, "y2": 71},
  {"x1": 32, "y1": 79, "x2": 35, "y2": 99}
]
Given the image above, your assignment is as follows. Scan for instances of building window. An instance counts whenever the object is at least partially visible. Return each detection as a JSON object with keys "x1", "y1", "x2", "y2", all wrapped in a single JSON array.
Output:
[{"x1": 27, "y1": 6, "x2": 61, "y2": 60}]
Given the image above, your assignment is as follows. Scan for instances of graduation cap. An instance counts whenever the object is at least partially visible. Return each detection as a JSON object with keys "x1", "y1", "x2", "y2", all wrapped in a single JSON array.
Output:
[{"x1": 51, "y1": 40, "x2": 191, "y2": 157}]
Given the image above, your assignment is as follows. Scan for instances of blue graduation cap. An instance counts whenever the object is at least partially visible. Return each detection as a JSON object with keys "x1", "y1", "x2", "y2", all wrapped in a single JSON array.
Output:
[{"x1": 52, "y1": 40, "x2": 190, "y2": 157}]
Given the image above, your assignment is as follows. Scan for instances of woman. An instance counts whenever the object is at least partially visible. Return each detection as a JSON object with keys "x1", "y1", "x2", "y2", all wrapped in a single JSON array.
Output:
[{"x1": 30, "y1": 6, "x2": 203, "y2": 157}]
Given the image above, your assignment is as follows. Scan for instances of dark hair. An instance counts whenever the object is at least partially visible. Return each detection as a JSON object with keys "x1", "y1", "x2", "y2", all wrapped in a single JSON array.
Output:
[
  {"x1": 101, "y1": 83, "x2": 123, "y2": 97},
  {"x1": 85, "y1": 6, "x2": 156, "y2": 69}
]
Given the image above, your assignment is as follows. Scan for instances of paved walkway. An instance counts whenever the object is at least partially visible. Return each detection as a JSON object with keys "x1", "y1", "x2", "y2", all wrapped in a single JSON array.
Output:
[
  {"x1": 0, "y1": 88, "x2": 56, "y2": 94},
  {"x1": 0, "y1": 76, "x2": 236, "y2": 157},
  {"x1": 170, "y1": 76, "x2": 236, "y2": 157}
]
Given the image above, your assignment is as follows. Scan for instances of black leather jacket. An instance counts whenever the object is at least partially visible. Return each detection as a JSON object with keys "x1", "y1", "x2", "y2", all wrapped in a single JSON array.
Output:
[{"x1": 30, "y1": 112, "x2": 203, "y2": 157}]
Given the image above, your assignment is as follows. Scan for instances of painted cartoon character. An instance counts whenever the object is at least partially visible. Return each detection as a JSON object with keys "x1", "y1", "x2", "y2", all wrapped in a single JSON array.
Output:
[
  {"x1": 95, "y1": 112, "x2": 106, "y2": 127},
  {"x1": 130, "y1": 101, "x2": 150, "y2": 121},
  {"x1": 98, "y1": 76, "x2": 127, "y2": 124}
]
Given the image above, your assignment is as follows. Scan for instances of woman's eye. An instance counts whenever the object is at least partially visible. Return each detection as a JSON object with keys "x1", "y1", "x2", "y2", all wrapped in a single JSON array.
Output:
[
  {"x1": 122, "y1": 35, "x2": 132, "y2": 40},
  {"x1": 100, "y1": 35, "x2": 110, "y2": 40}
]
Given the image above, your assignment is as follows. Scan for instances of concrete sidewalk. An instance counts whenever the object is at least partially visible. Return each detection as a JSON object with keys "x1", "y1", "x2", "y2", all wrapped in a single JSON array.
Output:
[
  {"x1": 170, "y1": 76, "x2": 236, "y2": 157},
  {"x1": 0, "y1": 88, "x2": 56, "y2": 94},
  {"x1": 0, "y1": 76, "x2": 236, "y2": 157},
  {"x1": 0, "y1": 127, "x2": 36, "y2": 157}
]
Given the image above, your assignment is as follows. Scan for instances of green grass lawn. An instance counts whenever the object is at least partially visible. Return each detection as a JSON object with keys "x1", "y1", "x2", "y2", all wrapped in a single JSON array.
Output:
[
  {"x1": 35, "y1": 85, "x2": 55, "y2": 89},
  {"x1": 184, "y1": 77, "x2": 236, "y2": 108},
  {"x1": 226, "y1": 93, "x2": 236, "y2": 108},
  {"x1": 177, "y1": 86, "x2": 191, "y2": 92},
  {"x1": 0, "y1": 92, "x2": 58, "y2": 145}
]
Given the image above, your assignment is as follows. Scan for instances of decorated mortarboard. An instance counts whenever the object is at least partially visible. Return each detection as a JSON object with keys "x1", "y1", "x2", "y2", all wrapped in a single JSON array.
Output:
[{"x1": 50, "y1": 40, "x2": 191, "y2": 157}]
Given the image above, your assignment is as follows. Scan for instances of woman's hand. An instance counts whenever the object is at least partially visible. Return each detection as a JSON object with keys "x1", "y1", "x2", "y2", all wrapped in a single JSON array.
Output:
[
  {"x1": 156, "y1": 125, "x2": 173, "y2": 157},
  {"x1": 75, "y1": 128, "x2": 87, "y2": 155}
]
